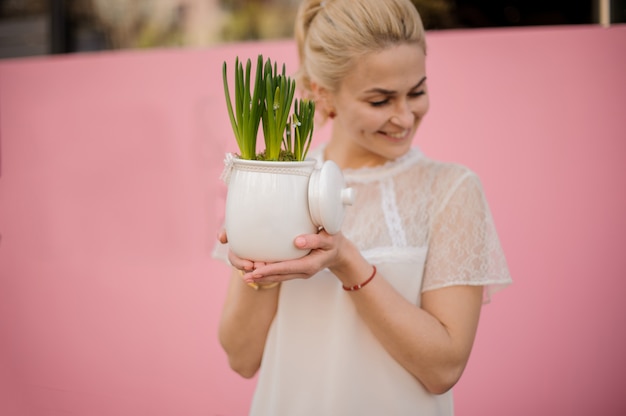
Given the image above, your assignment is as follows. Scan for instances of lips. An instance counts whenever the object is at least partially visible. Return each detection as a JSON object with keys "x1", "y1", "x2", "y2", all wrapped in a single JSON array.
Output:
[{"x1": 382, "y1": 130, "x2": 410, "y2": 140}]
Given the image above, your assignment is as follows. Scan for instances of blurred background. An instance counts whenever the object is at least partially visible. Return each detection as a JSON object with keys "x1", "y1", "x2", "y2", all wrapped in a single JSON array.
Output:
[
  {"x1": 2, "y1": 2, "x2": 625, "y2": 416},
  {"x1": 1, "y1": 0, "x2": 625, "y2": 59}
]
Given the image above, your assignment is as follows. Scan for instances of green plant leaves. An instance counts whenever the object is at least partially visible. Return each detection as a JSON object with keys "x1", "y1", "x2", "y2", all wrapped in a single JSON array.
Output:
[
  {"x1": 262, "y1": 61, "x2": 296, "y2": 161},
  {"x1": 284, "y1": 99, "x2": 315, "y2": 161},
  {"x1": 222, "y1": 55, "x2": 265, "y2": 160},
  {"x1": 223, "y1": 55, "x2": 314, "y2": 161}
]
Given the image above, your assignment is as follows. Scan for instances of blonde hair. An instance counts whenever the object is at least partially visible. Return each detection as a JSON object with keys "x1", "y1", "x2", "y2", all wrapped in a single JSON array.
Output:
[{"x1": 295, "y1": 0, "x2": 427, "y2": 96}]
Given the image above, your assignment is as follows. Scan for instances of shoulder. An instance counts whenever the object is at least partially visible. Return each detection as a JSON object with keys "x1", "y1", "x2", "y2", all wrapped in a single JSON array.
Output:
[
  {"x1": 410, "y1": 154, "x2": 481, "y2": 193},
  {"x1": 417, "y1": 156, "x2": 473, "y2": 179},
  {"x1": 410, "y1": 156, "x2": 486, "y2": 216}
]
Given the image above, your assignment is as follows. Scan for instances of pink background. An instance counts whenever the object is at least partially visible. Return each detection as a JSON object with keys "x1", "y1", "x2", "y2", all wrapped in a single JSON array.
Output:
[{"x1": 1, "y1": 25, "x2": 625, "y2": 415}]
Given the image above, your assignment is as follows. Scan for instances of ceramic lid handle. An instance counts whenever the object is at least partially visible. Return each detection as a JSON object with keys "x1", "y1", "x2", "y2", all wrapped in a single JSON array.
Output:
[{"x1": 341, "y1": 188, "x2": 355, "y2": 205}]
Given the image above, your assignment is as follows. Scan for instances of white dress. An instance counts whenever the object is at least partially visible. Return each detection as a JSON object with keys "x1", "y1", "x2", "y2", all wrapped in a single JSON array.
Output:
[{"x1": 218, "y1": 146, "x2": 512, "y2": 416}]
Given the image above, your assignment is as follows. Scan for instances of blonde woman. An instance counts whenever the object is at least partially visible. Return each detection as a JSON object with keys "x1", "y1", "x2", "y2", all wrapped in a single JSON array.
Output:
[{"x1": 217, "y1": 0, "x2": 511, "y2": 414}]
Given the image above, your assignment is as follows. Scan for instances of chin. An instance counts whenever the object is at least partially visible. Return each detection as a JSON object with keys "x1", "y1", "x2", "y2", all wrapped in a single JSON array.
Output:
[{"x1": 378, "y1": 146, "x2": 411, "y2": 163}]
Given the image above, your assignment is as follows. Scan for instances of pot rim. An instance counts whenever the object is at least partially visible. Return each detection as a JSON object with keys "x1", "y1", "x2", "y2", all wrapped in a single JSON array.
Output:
[{"x1": 231, "y1": 157, "x2": 316, "y2": 167}]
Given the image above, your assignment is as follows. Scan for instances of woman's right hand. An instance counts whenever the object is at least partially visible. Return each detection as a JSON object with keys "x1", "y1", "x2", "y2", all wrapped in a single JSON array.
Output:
[{"x1": 216, "y1": 228, "x2": 268, "y2": 278}]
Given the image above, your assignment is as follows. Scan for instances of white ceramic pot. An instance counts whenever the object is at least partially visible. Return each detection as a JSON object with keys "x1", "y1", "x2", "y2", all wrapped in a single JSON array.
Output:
[{"x1": 223, "y1": 155, "x2": 354, "y2": 262}]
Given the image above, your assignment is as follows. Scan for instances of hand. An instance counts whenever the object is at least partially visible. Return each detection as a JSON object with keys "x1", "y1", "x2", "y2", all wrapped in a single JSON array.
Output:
[
  {"x1": 216, "y1": 228, "x2": 268, "y2": 275},
  {"x1": 243, "y1": 229, "x2": 348, "y2": 285}
]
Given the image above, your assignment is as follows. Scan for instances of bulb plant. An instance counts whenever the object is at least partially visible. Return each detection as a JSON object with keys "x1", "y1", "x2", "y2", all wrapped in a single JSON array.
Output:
[{"x1": 223, "y1": 55, "x2": 315, "y2": 161}]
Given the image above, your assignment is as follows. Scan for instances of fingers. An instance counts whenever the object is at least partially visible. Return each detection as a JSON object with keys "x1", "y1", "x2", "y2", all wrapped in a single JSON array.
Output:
[
  {"x1": 245, "y1": 254, "x2": 323, "y2": 284},
  {"x1": 233, "y1": 262, "x2": 297, "y2": 286},
  {"x1": 294, "y1": 229, "x2": 336, "y2": 251},
  {"x1": 243, "y1": 272, "x2": 309, "y2": 285},
  {"x1": 227, "y1": 249, "x2": 260, "y2": 273},
  {"x1": 219, "y1": 229, "x2": 269, "y2": 272},
  {"x1": 217, "y1": 228, "x2": 228, "y2": 244},
  {"x1": 227, "y1": 229, "x2": 342, "y2": 285},
  {"x1": 260, "y1": 230, "x2": 340, "y2": 281}
]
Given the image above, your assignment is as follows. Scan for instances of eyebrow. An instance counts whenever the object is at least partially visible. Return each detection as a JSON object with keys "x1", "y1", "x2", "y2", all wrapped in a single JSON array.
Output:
[{"x1": 364, "y1": 76, "x2": 427, "y2": 95}]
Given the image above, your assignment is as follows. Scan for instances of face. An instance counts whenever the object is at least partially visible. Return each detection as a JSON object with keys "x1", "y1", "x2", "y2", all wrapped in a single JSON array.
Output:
[{"x1": 324, "y1": 43, "x2": 429, "y2": 168}]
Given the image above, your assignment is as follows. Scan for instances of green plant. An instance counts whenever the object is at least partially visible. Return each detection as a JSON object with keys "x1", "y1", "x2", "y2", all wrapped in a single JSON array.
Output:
[
  {"x1": 222, "y1": 55, "x2": 315, "y2": 161},
  {"x1": 222, "y1": 55, "x2": 265, "y2": 160},
  {"x1": 285, "y1": 99, "x2": 315, "y2": 161},
  {"x1": 261, "y1": 60, "x2": 295, "y2": 161}
]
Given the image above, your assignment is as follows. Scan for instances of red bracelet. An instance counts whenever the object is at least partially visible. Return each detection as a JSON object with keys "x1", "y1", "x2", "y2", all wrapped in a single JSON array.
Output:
[{"x1": 342, "y1": 265, "x2": 377, "y2": 291}]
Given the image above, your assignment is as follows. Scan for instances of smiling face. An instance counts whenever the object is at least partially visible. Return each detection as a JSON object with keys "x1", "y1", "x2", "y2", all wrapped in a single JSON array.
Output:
[{"x1": 322, "y1": 43, "x2": 429, "y2": 169}]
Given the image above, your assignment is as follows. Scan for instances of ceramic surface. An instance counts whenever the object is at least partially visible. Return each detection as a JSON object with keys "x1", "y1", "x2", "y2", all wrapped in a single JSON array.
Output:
[
  {"x1": 225, "y1": 159, "x2": 318, "y2": 262},
  {"x1": 224, "y1": 157, "x2": 354, "y2": 262}
]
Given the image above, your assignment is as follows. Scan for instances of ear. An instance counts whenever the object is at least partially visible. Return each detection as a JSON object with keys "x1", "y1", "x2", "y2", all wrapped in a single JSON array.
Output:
[
  {"x1": 310, "y1": 82, "x2": 336, "y2": 118},
  {"x1": 310, "y1": 81, "x2": 325, "y2": 101}
]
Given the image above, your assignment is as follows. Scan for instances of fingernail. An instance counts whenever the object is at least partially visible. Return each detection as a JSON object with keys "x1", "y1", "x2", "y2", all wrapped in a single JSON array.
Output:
[{"x1": 295, "y1": 237, "x2": 306, "y2": 247}]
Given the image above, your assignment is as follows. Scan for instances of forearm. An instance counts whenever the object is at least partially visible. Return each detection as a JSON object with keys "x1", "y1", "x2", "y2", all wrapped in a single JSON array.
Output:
[
  {"x1": 218, "y1": 270, "x2": 280, "y2": 378},
  {"x1": 331, "y1": 245, "x2": 482, "y2": 393},
  {"x1": 351, "y1": 279, "x2": 476, "y2": 393}
]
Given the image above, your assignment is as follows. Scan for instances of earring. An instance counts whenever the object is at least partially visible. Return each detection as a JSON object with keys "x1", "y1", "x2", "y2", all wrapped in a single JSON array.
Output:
[{"x1": 328, "y1": 111, "x2": 336, "y2": 119}]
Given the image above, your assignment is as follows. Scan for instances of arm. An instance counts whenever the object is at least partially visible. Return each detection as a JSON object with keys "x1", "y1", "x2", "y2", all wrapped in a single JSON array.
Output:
[
  {"x1": 217, "y1": 233, "x2": 280, "y2": 378},
  {"x1": 332, "y1": 173, "x2": 488, "y2": 392},
  {"x1": 244, "y1": 234, "x2": 482, "y2": 393},
  {"x1": 332, "y1": 241, "x2": 482, "y2": 394}
]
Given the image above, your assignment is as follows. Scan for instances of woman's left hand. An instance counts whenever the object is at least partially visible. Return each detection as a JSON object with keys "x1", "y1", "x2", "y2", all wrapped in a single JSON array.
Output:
[{"x1": 243, "y1": 229, "x2": 349, "y2": 285}]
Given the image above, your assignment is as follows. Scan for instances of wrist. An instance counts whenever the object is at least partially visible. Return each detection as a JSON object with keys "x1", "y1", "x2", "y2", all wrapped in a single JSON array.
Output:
[
  {"x1": 329, "y1": 242, "x2": 373, "y2": 289},
  {"x1": 342, "y1": 265, "x2": 377, "y2": 291}
]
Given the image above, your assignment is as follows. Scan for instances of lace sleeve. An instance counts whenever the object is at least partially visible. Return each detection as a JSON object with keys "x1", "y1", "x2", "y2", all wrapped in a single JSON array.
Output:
[
  {"x1": 422, "y1": 169, "x2": 512, "y2": 303},
  {"x1": 212, "y1": 240, "x2": 230, "y2": 264},
  {"x1": 211, "y1": 221, "x2": 231, "y2": 265}
]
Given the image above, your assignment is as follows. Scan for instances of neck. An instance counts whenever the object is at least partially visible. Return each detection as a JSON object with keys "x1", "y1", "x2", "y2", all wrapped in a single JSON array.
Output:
[{"x1": 323, "y1": 140, "x2": 388, "y2": 170}]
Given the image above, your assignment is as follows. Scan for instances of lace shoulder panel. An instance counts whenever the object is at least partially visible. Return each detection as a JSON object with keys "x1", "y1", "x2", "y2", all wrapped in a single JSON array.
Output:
[{"x1": 422, "y1": 165, "x2": 512, "y2": 302}]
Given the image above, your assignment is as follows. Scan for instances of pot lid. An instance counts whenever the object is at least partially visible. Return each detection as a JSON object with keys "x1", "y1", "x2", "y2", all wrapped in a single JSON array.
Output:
[{"x1": 308, "y1": 160, "x2": 355, "y2": 234}]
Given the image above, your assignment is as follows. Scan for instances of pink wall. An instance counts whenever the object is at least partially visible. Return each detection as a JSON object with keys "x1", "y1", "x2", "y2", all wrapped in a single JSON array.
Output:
[{"x1": 1, "y1": 25, "x2": 625, "y2": 415}]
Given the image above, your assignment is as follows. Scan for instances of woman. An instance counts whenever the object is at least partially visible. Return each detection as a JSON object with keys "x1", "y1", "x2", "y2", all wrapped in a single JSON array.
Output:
[{"x1": 216, "y1": 0, "x2": 512, "y2": 414}]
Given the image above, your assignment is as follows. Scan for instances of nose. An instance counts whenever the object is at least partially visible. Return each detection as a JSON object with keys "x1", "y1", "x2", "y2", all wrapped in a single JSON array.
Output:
[{"x1": 390, "y1": 100, "x2": 414, "y2": 128}]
